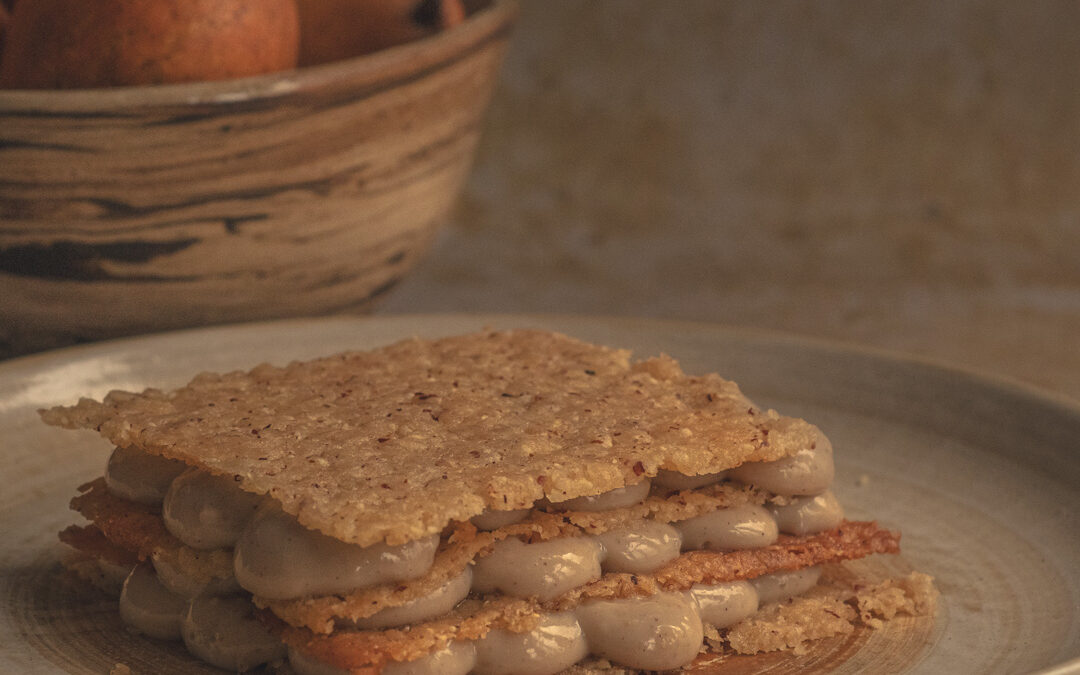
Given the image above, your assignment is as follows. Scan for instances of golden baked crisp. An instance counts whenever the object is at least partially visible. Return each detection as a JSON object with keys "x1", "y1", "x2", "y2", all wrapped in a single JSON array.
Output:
[{"x1": 42, "y1": 330, "x2": 819, "y2": 547}]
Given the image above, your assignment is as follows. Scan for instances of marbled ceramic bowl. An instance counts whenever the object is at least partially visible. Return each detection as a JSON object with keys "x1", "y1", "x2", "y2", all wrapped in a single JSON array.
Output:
[{"x1": 0, "y1": 0, "x2": 515, "y2": 356}]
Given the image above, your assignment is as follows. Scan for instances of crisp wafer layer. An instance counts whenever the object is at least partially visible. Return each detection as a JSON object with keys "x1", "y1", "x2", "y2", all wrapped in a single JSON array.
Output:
[
  {"x1": 69, "y1": 479, "x2": 235, "y2": 584},
  {"x1": 59, "y1": 523, "x2": 137, "y2": 569},
  {"x1": 42, "y1": 330, "x2": 820, "y2": 547},
  {"x1": 65, "y1": 474, "x2": 898, "y2": 641},
  {"x1": 276, "y1": 523, "x2": 900, "y2": 670},
  {"x1": 69, "y1": 474, "x2": 790, "y2": 633}
]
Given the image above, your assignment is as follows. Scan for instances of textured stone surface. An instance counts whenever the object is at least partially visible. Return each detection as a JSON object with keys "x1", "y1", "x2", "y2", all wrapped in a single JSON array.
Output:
[{"x1": 382, "y1": 0, "x2": 1080, "y2": 400}]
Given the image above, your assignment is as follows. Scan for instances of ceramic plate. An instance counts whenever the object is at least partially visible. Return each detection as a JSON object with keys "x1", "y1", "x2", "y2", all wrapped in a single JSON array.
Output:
[{"x1": 1, "y1": 315, "x2": 1077, "y2": 674}]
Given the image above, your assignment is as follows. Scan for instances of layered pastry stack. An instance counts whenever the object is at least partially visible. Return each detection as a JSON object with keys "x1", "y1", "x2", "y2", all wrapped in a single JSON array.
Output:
[{"x1": 44, "y1": 330, "x2": 935, "y2": 673}]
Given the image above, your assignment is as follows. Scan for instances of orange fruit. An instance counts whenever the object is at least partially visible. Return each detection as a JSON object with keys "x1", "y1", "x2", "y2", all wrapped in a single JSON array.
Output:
[
  {"x1": 0, "y1": 0, "x2": 300, "y2": 89},
  {"x1": 296, "y1": 0, "x2": 465, "y2": 66}
]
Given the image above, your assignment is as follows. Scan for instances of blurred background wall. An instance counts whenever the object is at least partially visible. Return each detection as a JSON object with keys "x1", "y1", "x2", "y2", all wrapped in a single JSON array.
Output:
[{"x1": 384, "y1": 0, "x2": 1080, "y2": 398}]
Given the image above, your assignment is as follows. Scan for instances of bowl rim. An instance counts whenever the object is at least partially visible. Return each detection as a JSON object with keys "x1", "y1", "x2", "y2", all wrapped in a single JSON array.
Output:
[{"x1": 0, "y1": 0, "x2": 517, "y2": 111}]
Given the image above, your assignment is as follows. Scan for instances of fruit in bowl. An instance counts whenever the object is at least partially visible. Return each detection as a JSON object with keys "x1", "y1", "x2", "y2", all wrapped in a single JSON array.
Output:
[
  {"x1": 0, "y1": 0, "x2": 466, "y2": 89},
  {"x1": 0, "y1": 0, "x2": 515, "y2": 357},
  {"x1": 296, "y1": 0, "x2": 465, "y2": 65},
  {"x1": 0, "y1": 0, "x2": 301, "y2": 88}
]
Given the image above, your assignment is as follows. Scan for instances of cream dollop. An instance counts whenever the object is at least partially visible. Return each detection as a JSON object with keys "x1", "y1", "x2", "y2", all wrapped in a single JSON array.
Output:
[
  {"x1": 163, "y1": 468, "x2": 265, "y2": 550},
  {"x1": 472, "y1": 536, "x2": 603, "y2": 602},
  {"x1": 548, "y1": 480, "x2": 652, "y2": 512},
  {"x1": 104, "y1": 446, "x2": 186, "y2": 506},
  {"x1": 595, "y1": 520, "x2": 682, "y2": 574},
  {"x1": 675, "y1": 503, "x2": 779, "y2": 551},
  {"x1": 730, "y1": 435, "x2": 834, "y2": 496},
  {"x1": 233, "y1": 503, "x2": 438, "y2": 600},
  {"x1": 576, "y1": 593, "x2": 704, "y2": 671},
  {"x1": 474, "y1": 612, "x2": 588, "y2": 675}
]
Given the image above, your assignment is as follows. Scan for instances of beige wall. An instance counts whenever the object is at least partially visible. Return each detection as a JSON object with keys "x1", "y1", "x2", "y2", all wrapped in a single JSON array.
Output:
[{"x1": 385, "y1": 0, "x2": 1080, "y2": 398}]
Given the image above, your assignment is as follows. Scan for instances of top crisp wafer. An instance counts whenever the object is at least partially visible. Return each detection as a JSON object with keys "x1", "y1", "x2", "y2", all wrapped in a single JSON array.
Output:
[{"x1": 41, "y1": 330, "x2": 821, "y2": 547}]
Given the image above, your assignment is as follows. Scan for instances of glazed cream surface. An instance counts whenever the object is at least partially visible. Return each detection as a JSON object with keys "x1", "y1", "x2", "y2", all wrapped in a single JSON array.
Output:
[
  {"x1": 119, "y1": 563, "x2": 186, "y2": 641},
  {"x1": 181, "y1": 595, "x2": 286, "y2": 671},
  {"x1": 105, "y1": 446, "x2": 186, "y2": 505},
  {"x1": 771, "y1": 490, "x2": 844, "y2": 535},
  {"x1": 348, "y1": 569, "x2": 473, "y2": 630},
  {"x1": 548, "y1": 480, "x2": 652, "y2": 512},
  {"x1": 474, "y1": 611, "x2": 589, "y2": 675},
  {"x1": 163, "y1": 467, "x2": 265, "y2": 550},
  {"x1": 676, "y1": 503, "x2": 779, "y2": 551},
  {"x1": 233, "y1": 504, "x2": 439, "y2": 600},
  {"x1": 472, "y1": 536, "x2": 604, "y2": 602},
  {"x1": 577, "y1": 593, "x2": 705, "y2": 671},
  {"x1": 594, "y1": 520, "x2": 683, "y2": 573},
  {"x1": 730, "y1": 437, "x2": 834, "y2": 496}
]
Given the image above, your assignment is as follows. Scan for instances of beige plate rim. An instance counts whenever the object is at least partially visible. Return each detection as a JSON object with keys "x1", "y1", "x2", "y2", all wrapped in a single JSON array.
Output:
[{"x1": 0, "y1": 313, "x2": 1077, "y2": 674}]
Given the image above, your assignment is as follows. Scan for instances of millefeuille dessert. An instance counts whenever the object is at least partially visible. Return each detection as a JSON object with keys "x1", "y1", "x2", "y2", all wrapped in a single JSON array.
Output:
[{"x1": 43, "y1": 330, "x2": 936, "y2": 673}]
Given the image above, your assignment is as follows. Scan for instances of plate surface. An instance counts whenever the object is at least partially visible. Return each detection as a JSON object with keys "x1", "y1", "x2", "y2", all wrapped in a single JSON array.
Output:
[{"x1": 1, "y1": 314, "x2": 1077, "y2": 674}]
